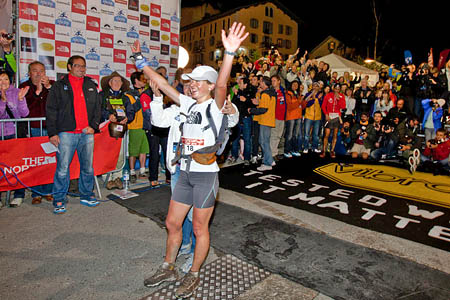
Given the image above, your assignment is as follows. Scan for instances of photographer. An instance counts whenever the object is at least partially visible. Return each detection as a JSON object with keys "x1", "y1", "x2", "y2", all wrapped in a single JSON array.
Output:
[
  {"x1": 353, "y1": 79, "x2": 374, "y2": 121},
  {"x1": 0, "y1": 29, "x2": 16, "y2": 82},
  {"x1": 334, "y1": 117, "x2": 353, "y2": 156},
  {"x1": 394, "y1": 115, "x2": 422, "y2": 167},
  {"x1": 396, "y1": 64, "x2": 417, "y2": 115},
  {"x1": 418, "y1": 128, "x2": 450, "y2": 175},
  {"x1": 349, "y1": 112, "x2": 376, "y2": 160},
  {"x1": 370, "y1": 121, "x2": 398, "y2": 161},
  {"x1": 421, "y1": 98, "x2": 444, "y2": 142}
]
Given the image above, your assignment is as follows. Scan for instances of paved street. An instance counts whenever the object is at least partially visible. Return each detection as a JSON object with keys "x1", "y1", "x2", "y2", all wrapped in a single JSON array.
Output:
[{"x1": 0, "y1": 176, "x2": 449, "y2": 300}]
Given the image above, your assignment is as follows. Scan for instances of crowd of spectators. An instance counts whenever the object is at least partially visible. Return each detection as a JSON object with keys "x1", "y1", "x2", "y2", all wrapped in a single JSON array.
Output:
[{"x1": 1, "y1": 27, "x2": 450, "y2": 210}]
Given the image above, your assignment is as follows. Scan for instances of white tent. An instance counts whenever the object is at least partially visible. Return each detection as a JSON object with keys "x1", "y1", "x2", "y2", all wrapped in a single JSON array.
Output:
[{"x1": 317, "y1": 53, "x2": 379, "y2": 87}]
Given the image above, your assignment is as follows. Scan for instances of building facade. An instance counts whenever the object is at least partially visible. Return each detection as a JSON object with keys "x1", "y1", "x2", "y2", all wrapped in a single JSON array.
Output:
[{"x1": 180, "y1": 1, "x2": 299, "y2": 67}]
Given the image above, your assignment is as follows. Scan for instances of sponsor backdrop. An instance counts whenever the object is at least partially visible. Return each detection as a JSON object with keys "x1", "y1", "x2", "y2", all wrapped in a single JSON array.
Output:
[{"x1": 17, "y1": 0, "x2": 180, "y2": 85}]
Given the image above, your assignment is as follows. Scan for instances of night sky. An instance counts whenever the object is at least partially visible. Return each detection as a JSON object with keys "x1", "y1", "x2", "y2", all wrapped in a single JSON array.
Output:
[{"x1": 182, "y1": 0, "x2": 447, "y2": 66}]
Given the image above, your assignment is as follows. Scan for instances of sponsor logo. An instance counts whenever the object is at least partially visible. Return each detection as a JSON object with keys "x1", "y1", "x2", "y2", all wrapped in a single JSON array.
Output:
[
  {"x1": 150, "y1": 29, "x2": 159, "y2": 41},
  {"x1": 126, "y1": 25, "x2": 139, "y2": 39},
  {"x1": 148, "y1": 56, "x2": 159, "y2": 68},
  {"x1": 140, "y1": 4, "x2": 149, "y2": 12},
  {"x1": 86, "y1": 16, "x2": 100, "y2": 31},
  {"x1": 55, "y1": 41, "x2": 71, "y2": 57},
  {"x1": 139, "y1": 30, "x2": 149, "y2": 37},
  {"x1": 101, "y1": 9, "x2": 114, "y2": 16},
  {"x1": 150, "y1": 4, "x2": 161, "y2": 17},
  {"x1": 56, "y1": 0, "x2": 70, "y2": 6},
  {"x1": 99, "y1": 63, "x2": 113, "y2": 76},
  {"x1": 38, "y1": 22, "x2": 55, "y2": 39},
  {"x1": 114, "y1": 10, "x2": 127, "y2": 23},
  {"x1": 20, "y1": 58, "x2": 35, "y2": 64},
  {"x1": 86, "y1": 35, "x2": 99, "y2": 42},
  {"x1": 40, "y1": 42, "x2": 54, "y2": 52},
  {"x1": 20, "y1": 24, "x2": 37, "y2": 33},
  {"x1": 113, "y1": 49, "x2": 126, "y2": 63},
  {"x1": 4, "y1": 156, "x2": 57, "y2": 175},
  {"x1": 71, "y1": 30, "x2": 86, "y2": 44},
  {"x1": 315, "y1": 163, "x2": 450, "y2": 208},
  {"x1": 55, "y1": 11, "x2": 71, "y2": 27},
  {"x1": 126, "y1": 64, "x2": 137, "y2": 77},
  {"x1": 140, "y1": 14, "x2": 149, "y2": 27},
  {"x1": 89, "y1": 6, "x2": 99, "y2": 14},
  {"x1": 170, "y1": 33, "x2": 179, "y2": 46},
  {"x1": 100, "y1": 33, "x2": 114, "y2": 48},
  {"x1": 128, "y1": 0, "x2": 138, "y2": 11},
  {"x1": 20, "y1": 3, "x2": 38, "y2": 21},
  {"x1": 141, "y1": 42, "x2": 150, "y2": 54},
  {"x1": 160, "y1": 44, "x2": 169, "y2": 55},
  {"x1": 101, "y1": 0, "x2": 114, "y2": 6},
  {"x1": 170, "y1": 57, "x2": 178, "y2": 68},
  {"x1": 128, "y1": 14, "x2": 139, "y2": 22},
  {"x1": 39, "y1": 55, "x2": 55, "y2": 70},
  {"x1": 151, "y1": 19, "x2": 160, "y2": 27},
  {"x1": 86, "y1": 47, "x2": 101, "y2": 61},
  {"x1": 56, "y1": 61, "x2": 68, "y2": 69},
  {"x1": 114, "y1": 25, "x2": 127, "y2": 32},
  {"x1": 72, "y1": 0, "x2": 86, "y2": 14},
  {"x1": 161, "y1": 19, "x2": 170, "y2": 32},
  {"x1": 39, "y1": 0, "x2": 56, "y2": 8},
  {"x1": 20, "y1": 37, "x2": 37, "y2": 53},
  {"x1": 161, "y1": 34, "x2": 169, "y2": 41},
  {"x1": 170, "y1": 12, "x2": 180, "y2": 23},
  {"x1": 171, "y1": 48, "x2": 178, "y2": 55},
  {"x1": 149, "y1": 45, "x2": 160, "y2": 51}
]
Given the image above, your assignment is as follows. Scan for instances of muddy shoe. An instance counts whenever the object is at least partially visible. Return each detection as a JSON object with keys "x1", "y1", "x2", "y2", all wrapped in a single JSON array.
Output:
[
  {"x1": 106, "y1": 180, "x2": 117, "y2": 190},
  {"x1": 175, "y1": 271, "x2": 200, "y2": 298},
  {"x1": 144, "y1": 262, "x2": 178, "y2": 287},
  {"x1": 114, "y1": 178, "x2": 123, "y2": 190}
]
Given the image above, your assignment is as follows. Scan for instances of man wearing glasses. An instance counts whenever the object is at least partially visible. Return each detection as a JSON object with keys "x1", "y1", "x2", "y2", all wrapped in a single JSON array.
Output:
[{"x1": 46, "y1": 55, "x2": 102, "y2": 214}]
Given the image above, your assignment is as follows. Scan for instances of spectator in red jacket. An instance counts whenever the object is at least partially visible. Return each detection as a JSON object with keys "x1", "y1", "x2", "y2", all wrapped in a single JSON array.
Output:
[
  {"x1": 419, "y1": 128, "x2": 450, "y2": 175},
  {"x1": 320, "y1": 83, "x2": 346, "y2": 158}
]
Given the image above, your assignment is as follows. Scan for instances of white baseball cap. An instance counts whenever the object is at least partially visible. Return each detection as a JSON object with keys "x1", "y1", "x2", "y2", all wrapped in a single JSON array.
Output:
[
  {"x1": 437, "y1": 98, "x2": 446, "y2": 107},
  {"x1": 181, "y1": 66, "x2": 218, "y2": 83}
]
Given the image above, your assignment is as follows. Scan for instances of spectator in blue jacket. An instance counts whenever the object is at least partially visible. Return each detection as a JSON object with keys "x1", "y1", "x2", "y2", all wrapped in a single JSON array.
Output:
[{"x1": 421, "y1": 98, "x2": 444, "y2": 142}]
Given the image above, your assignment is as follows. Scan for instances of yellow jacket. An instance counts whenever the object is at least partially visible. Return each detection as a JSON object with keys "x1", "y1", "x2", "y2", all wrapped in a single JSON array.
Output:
[
  {"x1": 127, "y1": 93, "x2": 144, "y2": 129},
  {"x1": 253, "y1": 89, "x2": 276, "y2": 127}
]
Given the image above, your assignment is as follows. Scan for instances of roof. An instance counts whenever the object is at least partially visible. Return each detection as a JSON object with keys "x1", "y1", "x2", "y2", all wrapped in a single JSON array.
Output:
[
  {"x1": 317, "y1": 53, "x2": 378, "y2": 75},
  {"x1": 181, "y1": 0, "x2": 302, "y2": 31}
]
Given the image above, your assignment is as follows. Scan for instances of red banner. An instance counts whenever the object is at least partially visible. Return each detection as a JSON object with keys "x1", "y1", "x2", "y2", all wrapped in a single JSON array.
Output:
[{"x1": 0, "y1": 125, "x2": 121, "y2": 192}]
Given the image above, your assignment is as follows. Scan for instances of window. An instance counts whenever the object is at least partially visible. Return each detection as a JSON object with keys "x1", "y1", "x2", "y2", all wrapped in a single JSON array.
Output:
[
  {"x1": 227, "y1": 18, "x2": 230, "y2": 29},
  {"x1": 214, "y1": 23, "x2": 217, "y2": 34},
  {"x1": 194, "y1": 40, "x2": 199, "y2": 50},
  {"x1": 278, "y1": 24, "x2": 283, "y2": 34},
  {"x1": 250, "y1": 33, "x2": 258, "y2": 44},
  {"x1": 200, "y1": 28, "x2": 202, "y2": 37},
  {"x1": 222, "y1": 20, "x2": 225, "y2": 30},
  {"x1": 262, "y1": 35, "x2": 272, "y2": 47},
  {"x1": 285, "y1": 39, "x2": 291, "y2": 49},
  {"x1": 286, "y1": 25, "x2": 292, "y2": 35},
  {"x1": 209, "y1": 51, "x2": 214, "y2": 61},
  {"x1": 210, "y1": 24, "x2": 212, "y2": 35},
  {"x1": 209, "y1": 36, "x2": 215, "y2": 46},
  {"x1": 263, "y1": 21, "x2": 273, "y2": 34},
  {"x1": 277, "y1": 38, "x2": 283, "y2": 48},
  {"x1": 265, "y1": 7, "x2": 273, "y2": 17},
  {"x1": 250, "y1": 18, "x2": 258, "y2": 29},
  {"x1": 199, "y1": 39, "x2": 205, "y2": 49},
  {"x1": 188, "y1": 42, "x2": 192, "y2": 51}
]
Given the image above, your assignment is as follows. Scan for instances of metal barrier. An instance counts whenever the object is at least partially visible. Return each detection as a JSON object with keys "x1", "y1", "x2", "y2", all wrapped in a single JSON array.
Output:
[
  {"x1": 0, "y1": 118, "x2": 128, "y2": 204},
  {"x1": 0, "y1": 117, "x2": 46, "y2": 139}
]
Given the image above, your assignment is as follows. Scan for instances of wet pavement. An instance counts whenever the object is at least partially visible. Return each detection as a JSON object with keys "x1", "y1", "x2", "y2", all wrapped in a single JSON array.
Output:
[{"x1": 0, "y1": 173, "x2": 449, "y2": 300}]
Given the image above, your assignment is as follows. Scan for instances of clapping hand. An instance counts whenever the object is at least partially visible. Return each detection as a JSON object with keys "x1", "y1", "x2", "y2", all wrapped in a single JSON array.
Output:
[{"x1": 18, "y1": 86, "x2": 30, "y2": 100}]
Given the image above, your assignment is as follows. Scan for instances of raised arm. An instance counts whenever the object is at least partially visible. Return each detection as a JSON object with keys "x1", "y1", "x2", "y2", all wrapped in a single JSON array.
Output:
[
  {"x1": 215, "y1": 22, "x2": 248, "y2": 109},
  {"x1": 130, "y1": 41, "x2": 180, "y2": 105}
]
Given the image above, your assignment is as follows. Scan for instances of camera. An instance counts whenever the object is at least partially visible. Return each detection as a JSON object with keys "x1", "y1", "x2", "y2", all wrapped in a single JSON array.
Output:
[
  {"x1": 1, "y1": 33, "x2": 13, "y2": 40},
  {"x1": 343, "y1": 126, "x2": 349, "y2": 133}
]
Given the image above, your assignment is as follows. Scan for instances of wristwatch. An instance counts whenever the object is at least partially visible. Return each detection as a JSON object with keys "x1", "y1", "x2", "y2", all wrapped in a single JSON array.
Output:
[
  {"x1": 130, "y1": 52, "x2": 150, "y2": 69},
  {"x1": 130, "y1": 52, "x2": 144, "y2": 61}
]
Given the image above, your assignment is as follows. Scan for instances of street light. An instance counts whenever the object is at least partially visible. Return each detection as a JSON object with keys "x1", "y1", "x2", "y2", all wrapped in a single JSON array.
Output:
[{"x1": 178, "y1": 46, "x2": 189, "y2": 68}]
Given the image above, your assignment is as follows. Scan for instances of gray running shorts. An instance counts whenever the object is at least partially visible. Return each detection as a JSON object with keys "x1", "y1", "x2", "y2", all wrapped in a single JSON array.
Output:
[{"x1": 172, "y1": 171, "x2": 219, "y2": 208}]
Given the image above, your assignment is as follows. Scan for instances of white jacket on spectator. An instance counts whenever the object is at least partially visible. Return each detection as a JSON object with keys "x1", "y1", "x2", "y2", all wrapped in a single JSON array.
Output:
[{"x1": 150, "y1": 95, "x2": 239, "y2": 174}]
